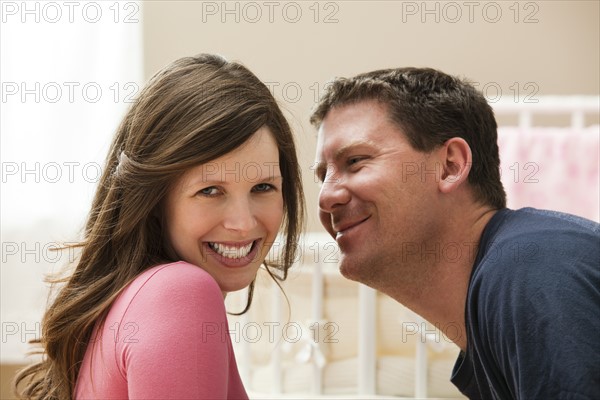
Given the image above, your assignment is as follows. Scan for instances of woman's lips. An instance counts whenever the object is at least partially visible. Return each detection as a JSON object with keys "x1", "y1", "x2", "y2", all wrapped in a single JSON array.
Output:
[{"x1": 204, "y1": 239, "x2": 262, "y2": 268}]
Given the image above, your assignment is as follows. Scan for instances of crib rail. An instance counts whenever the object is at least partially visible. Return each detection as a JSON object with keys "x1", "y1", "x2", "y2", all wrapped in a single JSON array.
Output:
[{"x1": 492, "y1": 95, "x2": 599, "y2": 129}]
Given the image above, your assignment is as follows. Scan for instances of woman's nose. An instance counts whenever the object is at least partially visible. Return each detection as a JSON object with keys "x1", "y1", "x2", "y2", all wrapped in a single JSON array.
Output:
[{"x1": 222, "y1": 196, "x2": 257, "y2": 234}]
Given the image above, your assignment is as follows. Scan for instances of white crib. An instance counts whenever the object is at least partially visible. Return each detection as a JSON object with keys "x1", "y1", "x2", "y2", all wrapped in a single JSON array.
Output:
[{"x1": 227, "y1": 96, "x2": 599, "y2": 399}]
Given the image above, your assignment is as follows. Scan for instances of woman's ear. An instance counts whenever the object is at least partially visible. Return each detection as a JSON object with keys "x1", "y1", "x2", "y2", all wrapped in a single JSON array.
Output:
[{"x1": 438, "y1": 137, "x2": 472, "y2": 194}]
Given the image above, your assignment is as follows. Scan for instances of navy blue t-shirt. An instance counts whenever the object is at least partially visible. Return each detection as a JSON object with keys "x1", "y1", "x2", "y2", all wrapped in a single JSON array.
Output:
[{"x1": 451, "y1": 208, "x2": 600, "y2": 399}]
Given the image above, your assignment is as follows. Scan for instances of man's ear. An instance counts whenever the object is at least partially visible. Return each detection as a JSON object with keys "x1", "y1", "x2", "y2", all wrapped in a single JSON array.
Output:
[{"x1": 438, "y1": 137, "x2": 472, "y2": 194}]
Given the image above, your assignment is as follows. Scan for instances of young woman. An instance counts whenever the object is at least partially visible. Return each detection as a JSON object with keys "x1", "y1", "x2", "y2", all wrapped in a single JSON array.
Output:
[{"x1": 14, "y1": 54, "x2": 304, "y2": 399}]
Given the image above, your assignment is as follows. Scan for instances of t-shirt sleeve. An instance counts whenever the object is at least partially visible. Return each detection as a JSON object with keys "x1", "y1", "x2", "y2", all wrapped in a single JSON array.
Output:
[
  {"x1": 476, "y1": 231, "x2": 600, "y2": 399},
  {"x1": 113, "y1": 264, "x2": 233, "y2": 399}
]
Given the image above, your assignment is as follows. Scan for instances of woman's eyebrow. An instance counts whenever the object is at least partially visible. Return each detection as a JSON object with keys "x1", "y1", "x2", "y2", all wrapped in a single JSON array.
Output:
[{"x1": 186, "y1": 171, "x2": 283, "y2": 187}]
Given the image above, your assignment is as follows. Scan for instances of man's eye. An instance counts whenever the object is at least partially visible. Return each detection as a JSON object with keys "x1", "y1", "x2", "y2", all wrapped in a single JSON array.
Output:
[
  {"x1": 316, "y1": 168, "x2": 328, "y2": 183},
  {"x1": 348, "y1": 156, "x2": 366, "y2": 166}
]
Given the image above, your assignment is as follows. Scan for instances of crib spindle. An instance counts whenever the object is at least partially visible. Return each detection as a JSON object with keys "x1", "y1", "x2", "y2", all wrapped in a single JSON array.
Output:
[
  {"x1": 358, "y1": 284, "x2": 377, "y2": 395},
  {"x1": 518, "y1": 111, "x2": 533, "y2": 130},
  {"x1": 311, "y1": 260, "x2": 324, "y2": 394},
  {"x1": 238, "y1": 286, "x2": 251, "y2": 385},
  {"x1": 571, "y1": 111, "x2": 585, "y2": 130},
  {"x1": 271, "y1": 283, "x2": 283, "y2": 395}
]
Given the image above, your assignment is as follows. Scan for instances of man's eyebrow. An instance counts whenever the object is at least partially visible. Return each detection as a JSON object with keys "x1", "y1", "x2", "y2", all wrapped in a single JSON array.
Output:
[
  {"x1": 334, "y1": 140, "x2": 378, "y2": 159},
  {"x1": 315, "y1": 140, "x2": 378, "y2": 180}
]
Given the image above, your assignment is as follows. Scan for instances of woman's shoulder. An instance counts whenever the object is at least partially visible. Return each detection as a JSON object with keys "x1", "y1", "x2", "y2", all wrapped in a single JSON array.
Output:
[
  {"x1": 116, "y1": 261, "x2": 224, "y2": 314},
  {"x1": 132, "y1": 261, "x2": 218, "y2": 289},
  {"x1": 101, "y1": 262, "x2": 228, "y2": 375}
]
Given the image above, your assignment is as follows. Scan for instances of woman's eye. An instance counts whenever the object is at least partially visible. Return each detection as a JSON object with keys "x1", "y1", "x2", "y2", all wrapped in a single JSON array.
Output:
[
  {"x1": 253, "y1": 183, "x2": 275, "y2": 192},
  {"x1": 197, "y1": 187, "x2": 220, "y2": 196}
]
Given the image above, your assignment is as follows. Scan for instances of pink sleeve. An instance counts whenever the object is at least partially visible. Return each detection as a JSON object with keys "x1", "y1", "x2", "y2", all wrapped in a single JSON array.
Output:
[{"x1": 114, "y1": 263, "x2": 233, "y2": 399}]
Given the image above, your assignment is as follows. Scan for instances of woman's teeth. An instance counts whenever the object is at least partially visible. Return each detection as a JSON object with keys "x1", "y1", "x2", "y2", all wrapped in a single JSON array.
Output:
[{"x1": 209, "y1": 242, "x2": 254, "y2": 259}]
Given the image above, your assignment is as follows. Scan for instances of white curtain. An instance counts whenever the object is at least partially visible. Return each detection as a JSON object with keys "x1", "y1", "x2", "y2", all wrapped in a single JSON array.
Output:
[{"x1": 1, "y1": 1, "x2": 143, "y2": 363}]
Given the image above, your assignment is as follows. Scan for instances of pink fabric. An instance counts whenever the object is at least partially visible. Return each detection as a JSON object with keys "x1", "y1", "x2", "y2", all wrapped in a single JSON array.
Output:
[
  {"x1": 75, "y1": 261, "x2": 248, "y2": 400},
  {"x1": 497, "y1": 125, "x2": 600, "y2": 222}
]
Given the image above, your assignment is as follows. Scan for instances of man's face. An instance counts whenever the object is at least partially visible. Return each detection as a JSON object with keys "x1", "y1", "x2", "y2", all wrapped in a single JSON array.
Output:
[{"x1": 314, "y1": 100, "x2": 444, "y2": 285}]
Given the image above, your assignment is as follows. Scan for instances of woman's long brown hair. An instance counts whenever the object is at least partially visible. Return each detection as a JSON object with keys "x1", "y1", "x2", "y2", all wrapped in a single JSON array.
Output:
[{"x1": 13, "y1": 54, "x2": 304, "y2": 399}]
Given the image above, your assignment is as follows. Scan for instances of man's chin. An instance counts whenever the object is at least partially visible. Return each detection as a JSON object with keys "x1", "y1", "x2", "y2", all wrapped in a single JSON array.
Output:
[
  {"x1": 339, "y1": 254, "x2": 382, "y2": 289},
  {"x1": 338, "y1": 258, "x2": 361, "y2": 282}
]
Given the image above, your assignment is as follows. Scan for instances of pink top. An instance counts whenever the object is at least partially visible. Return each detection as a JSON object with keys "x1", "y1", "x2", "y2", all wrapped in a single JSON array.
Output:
[{"x1": 74, "y1": 261, "x2": 248, "y2": 399}]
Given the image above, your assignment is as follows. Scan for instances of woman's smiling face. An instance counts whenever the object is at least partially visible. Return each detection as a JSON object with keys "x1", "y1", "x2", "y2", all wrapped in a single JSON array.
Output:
[{"x1": 163, "y1": 126, "x2": 284, "y2": 294}]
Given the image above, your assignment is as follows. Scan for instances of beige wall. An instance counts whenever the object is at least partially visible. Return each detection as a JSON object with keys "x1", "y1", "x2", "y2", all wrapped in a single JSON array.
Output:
[
  {"x1": 1, "y1": 365, "x2": 21, "y2": 400},
  {"x1": 144, "y1": 1, "x2": 599, "y2": 232}
]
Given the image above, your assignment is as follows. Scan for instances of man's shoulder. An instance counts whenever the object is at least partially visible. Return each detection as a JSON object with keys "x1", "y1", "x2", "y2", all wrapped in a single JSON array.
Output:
[
  {"x1": 476, "y1": 207, "x2": 599, "y2": 274},
  {"x1": 486, "y1": 207, "x2": 599, "y2": 239},
  {"x1": 509, "y1": 207, "x2": 599, "y2": 233},
  {"x1": 469, "y1": 207, "x2": 599, "y2": 314},
  {"x1": 464, "y1": 209, "x2": 600, "y2": 400}
]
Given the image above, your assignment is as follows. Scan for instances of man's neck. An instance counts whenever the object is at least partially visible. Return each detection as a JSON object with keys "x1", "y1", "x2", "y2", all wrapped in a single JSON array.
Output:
[{"x1": 377, "y1": 205, "x2": 497, "y2": 351}]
